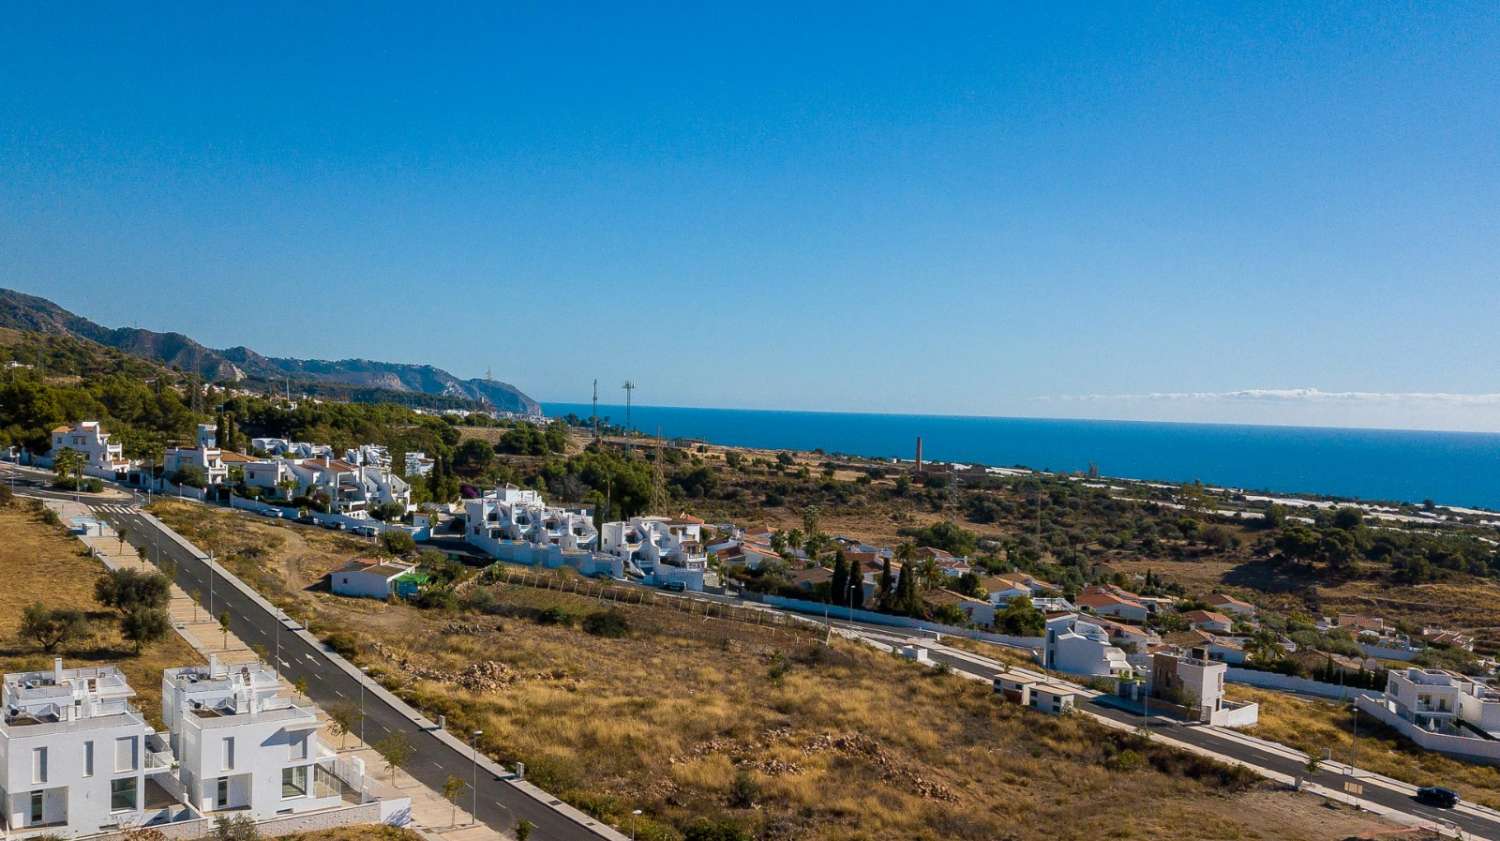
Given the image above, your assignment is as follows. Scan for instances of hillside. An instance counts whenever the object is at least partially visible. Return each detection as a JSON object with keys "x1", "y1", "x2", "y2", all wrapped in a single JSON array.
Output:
[{"x1": 0, "y1": 287, "x2": 539, "y2": 414}]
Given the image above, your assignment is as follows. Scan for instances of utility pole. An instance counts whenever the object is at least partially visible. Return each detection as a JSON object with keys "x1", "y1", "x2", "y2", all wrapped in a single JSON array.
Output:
[
  {"x1": 591, "y1": 379, "x2": 599, "y2": 440},
  {"x1": 470, "y1": 730, "x2": 483, "y2": 824},
  {"x1": 622, "y1": 381, "x2": 636, "y2": 433}
]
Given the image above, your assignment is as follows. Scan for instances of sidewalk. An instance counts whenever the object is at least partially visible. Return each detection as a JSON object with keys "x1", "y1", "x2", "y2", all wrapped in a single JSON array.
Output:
[{"x1": 43, "y1": 497, "x2": 507, "y2": 841}]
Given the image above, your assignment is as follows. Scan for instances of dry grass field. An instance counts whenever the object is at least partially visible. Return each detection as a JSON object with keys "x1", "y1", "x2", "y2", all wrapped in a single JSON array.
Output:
[
  {"x1": 151, "y1": 501, "x2": 1399, "y2": 841},
  {"x1": 1229, "y1": 684, "x2": 1500, "y2": 809},
  {"x1": 0, "y1": 500, "x2": 201, "y2": 727}
]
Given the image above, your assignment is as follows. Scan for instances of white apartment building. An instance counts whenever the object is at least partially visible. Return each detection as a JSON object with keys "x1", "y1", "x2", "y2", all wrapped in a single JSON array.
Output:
[
  {"x1": 241, "y1": 456, "x2": 411, "y2": 516},
  {"x1": 249, "y1": 439, "x2": 332, "y2": 460},
  {"x1": 464, "y1": 485, "x2": 597, "y2": 555},
  {"x1": 162, "y1": 424, "x2": 229, "y2": 487},
  {"x1": 0, "y1": 661, "x2": 184, "y2": 838},
  {"x1": 344, "y1": 445, "x2": 391, "y2": 471},
  {"x1": 47, "y1": 422, "x2": 133, "y2": 480},
  {"x1": 600, "y1": 516, "x2": 708, "y2": 590},
  {"x1": 403, "y1": 452, "x2": 435, "y2": 478},
  {"x1": 1041, "y1": 614, "x2": 1131, "y2": 677},
  {"x1": 161, "y1": 658, "x2": 342, "y2": 820}
]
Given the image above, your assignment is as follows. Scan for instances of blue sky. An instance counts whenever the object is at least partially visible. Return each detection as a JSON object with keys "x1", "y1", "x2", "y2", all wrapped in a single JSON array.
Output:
[{"x1": 3, "y1": 4, "x2": 1497, "y2": 430}]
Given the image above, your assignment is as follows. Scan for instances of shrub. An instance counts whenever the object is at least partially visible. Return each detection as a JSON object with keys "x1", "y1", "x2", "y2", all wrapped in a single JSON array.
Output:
[
  {"x1": 684, "y1": 818, "x2": 749, "y2": 841},
  {"x1": 582, "y1": 610, "x2": 629, "y2": 638},
  {"x1": 727, "y1": 769, "x2": 758, "y2": 809},
  {"x1": 324, "y1": 630, "x2": 359, "y2": 659},
  {"x1": 535, "y1": 606, "x2": 574, "y2": 627},
  {"x1": 380, "y1": 530, "x2": 416, "y2": 555}
]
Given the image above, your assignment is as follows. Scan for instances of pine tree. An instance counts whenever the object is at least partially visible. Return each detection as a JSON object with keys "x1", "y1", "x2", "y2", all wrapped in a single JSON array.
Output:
[
  {"x1": 877, "y1": 557, "x2": 895, "y2": 611},
  {"x1": 846, "y1": 559, "x2": 864, "y2": 609},
  {"x1": 829, "y1": 550, "x2": 848, "y2": 605}
]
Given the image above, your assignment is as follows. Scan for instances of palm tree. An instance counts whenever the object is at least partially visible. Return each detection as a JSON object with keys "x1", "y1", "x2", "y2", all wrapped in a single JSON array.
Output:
[
  {"x1": 1246, "y1": 627, "x2": 1282, "y2": 664},
  {"x1": 52, "y1": 447, "x2": 83, "y2": 487}
]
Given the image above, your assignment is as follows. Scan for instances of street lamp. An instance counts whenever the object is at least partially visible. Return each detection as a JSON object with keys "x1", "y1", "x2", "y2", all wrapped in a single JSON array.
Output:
[
  {"x1": 630, "y1": 809, "x2": 642, "y2": 841},
  {"x1": 470, "y1": 730, "x2": 483, "y2": 825}
]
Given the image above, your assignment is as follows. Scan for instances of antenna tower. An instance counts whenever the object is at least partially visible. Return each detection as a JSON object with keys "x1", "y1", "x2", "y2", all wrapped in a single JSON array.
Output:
[
  {"x1": 622, "y1": 381, "x2": 636, "y2": 432},
  {"x1": 591, "y1": 379, "x2": 599, "y2": 439}
]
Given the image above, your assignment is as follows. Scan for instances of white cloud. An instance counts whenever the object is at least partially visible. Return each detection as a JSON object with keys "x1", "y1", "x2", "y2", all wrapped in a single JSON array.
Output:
[{"x1": 1039, "y1": 388, "x2": 1500, "y2": 406}]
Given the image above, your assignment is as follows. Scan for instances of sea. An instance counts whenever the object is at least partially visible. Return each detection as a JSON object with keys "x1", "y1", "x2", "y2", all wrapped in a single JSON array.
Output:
[{"x1": 542, "y1": 403, "x2": 1500, "y2": 511}]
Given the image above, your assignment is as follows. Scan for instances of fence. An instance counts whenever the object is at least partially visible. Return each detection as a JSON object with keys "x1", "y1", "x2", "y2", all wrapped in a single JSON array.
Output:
[
  {"x1": 76, "y1": 801, "x2": 395, "y2": 841},
  {"x1": 487, "y1": 565, "x2": 817, "y2": 637},
  {"x1": 1224, "y1": 667, "x2": 1382, "y2": 700},
  {"x1": 227, "y1": 495, "x2": 420, "y2": 538},
  {"x1": 754, "y1": 594, "x2": 1045, "y2": 650},
  {"x1": 1356, "y1": 695, "x2": 1500, "y2": 764}
]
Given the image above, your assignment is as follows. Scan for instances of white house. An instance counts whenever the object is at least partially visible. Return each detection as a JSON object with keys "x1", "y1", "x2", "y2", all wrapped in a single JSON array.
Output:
[
  {"x1": 1041, "y1": 614, "x2": 1131, "y2": 677},
  {"x1": 600, "y1": 515, "x2": 709, "y2": 590},
  {"x1": 329, "y1": 559, "x2": 422, "y2": 600},
  {"x1": 1182, "y1": 610, "x2": 1235, "y2": 635},
  {"x1": 1075, "y1": 590, "x2": 1150, "y2": 624},
  {"x1": 1206, "y1": 593, "x2": 1256, "y2": 617},
  {"x1": 161, "y1": 658, "x2": 342, "y2": 820},
  {"x1": 1355, "y1": 669, "x2": 1500, "y2": 763},
  {"x1": 47, "y1": 422, "x2": 133, "y2": 480},
  {"x1": 993, "y1": 672, "x2": 1079, "y2": 716},
  {"x1": 241, "y1": 459, "x2": 296, "y2": 498},
  {"x1": 0, "y1": 660, "x2": 184, "y2": 837},
  {"x1": 162, "y1": 425, "x2": 229, "y2": 487}
]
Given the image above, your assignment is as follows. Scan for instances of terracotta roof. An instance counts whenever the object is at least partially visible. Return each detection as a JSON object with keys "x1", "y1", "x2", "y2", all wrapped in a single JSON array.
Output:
[
  {"x1": 1184, "y1": 610, "x2": 1232, "y2": 626},
  {"x1": 1208, "y1": 592, "x2": 1254, "y2": 609},
  {"x1": 1077, "y1": 591, "x2": 1145, "y2": 610},
  {"x1": 668, "y1": 514, "x2": 705, "y2": 525},
  {"x1": 218, "y1": 451, "x2": 256, "y2": 463}
]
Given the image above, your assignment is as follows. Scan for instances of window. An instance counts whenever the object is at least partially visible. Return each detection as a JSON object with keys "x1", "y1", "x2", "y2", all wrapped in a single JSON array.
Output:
[
  {"x1": 282, "y1": 765, "x2": 308, "y2": 798},
  {"x1": 110, "y1": 777, "x2": 137, "y2": 813},
  {"x1": 30, "y1": 791, "x2": 43, "y2": 824},
  {"x1": 289, "y1": 734, "x2": 308, "y2": 761},
  {"x1": 115, "y1": 736, "x2": 137, "y2": 772},
  {"x1": 32, "y1": 747, "x2": 47, "y2": 784},
  {"x1": 83, "y1": 741, "x2": 94, "y2": 777},
  {"x1": 222, "y1": 737, "x2": 235, "y2": 770},
  {"x1": 216, "y1": 777, "x2": 229, "y2": 808}
]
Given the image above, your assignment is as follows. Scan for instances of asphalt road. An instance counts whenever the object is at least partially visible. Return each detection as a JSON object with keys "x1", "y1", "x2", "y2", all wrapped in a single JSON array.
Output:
[{"x1": 89, "y1": 503, "x2": 612, "y2": 841}]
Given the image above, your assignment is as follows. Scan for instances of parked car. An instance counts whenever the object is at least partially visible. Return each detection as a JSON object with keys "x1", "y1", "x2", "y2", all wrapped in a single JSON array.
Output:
[
  {"x1": 296, "y1": 515, "x2": 318, "y2": 525},
  {"x1": 658, "y1": 581, "x2": 687, "y2": 592},
  {"x1": 1416, "y1": 786, "x2": 1460, "y2": 808},
  {"x1": 351, "y1": 525, "x2": 378, "y2": 537},
  {"x1": 321, "y1": 520, "x2": 345, "y2": 531},
  {"x1": 258, "y1": 508, "x2": 282, "y2": 518}
]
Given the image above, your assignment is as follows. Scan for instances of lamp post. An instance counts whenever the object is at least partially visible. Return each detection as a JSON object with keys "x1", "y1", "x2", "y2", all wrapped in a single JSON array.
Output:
[
  {"x1": 630, "y1": 809, "x2": 642, "y2": 841},
  {"x1": 470, "y1": 730, "x2": 483, "y2": 825}
]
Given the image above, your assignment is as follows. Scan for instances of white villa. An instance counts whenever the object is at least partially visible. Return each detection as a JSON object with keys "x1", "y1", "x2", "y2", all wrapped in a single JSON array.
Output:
[
  {"x1": 47, "y1": 422, "x2": 133, "y2": 480},
  {"x1": 162, "y1": 424, "x2": 229, "y2": 487},
  {"x1": 1041, "y1": 614, "x2": 1131, "y2": 677},
  {"x1": 1353, "y1": 668, "x2": 1500, "y2": 763},
  {"x1": 0, "y1": 661, "x2": 184, "y2": 838},
  {"x1": 600, "y1": 515, "x2": 710, "y2": 590},
  {"x1": 161, "y1": 657, "x2": 343, "y2": 820},
  {"x1": 344, "y1": 445, "x2": 390, "y2": 471}
]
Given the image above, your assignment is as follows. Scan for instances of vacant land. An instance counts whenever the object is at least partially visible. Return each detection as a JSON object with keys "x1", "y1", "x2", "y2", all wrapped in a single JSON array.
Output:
[
  {"x1": 1229, "y1": 685, "x2": 1500, "y2": 808},
  {"x1": 0, "y1": 500, "x2": 200, "y2": 727},
  {"x1": 152, "y1": 503, "x2": 1396, "y2": 841}
]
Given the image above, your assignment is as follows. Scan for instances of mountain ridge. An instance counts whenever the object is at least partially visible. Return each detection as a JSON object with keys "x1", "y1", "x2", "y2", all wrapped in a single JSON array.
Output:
[{"x1": 0, "y1": 287, "x2": 539, "y2": 414}]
